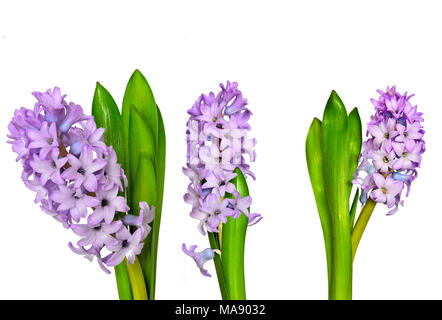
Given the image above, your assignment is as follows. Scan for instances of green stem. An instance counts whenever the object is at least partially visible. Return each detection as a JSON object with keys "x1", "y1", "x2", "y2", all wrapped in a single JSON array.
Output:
[
  {"x1": 208, "y1": 232, "x2": 228, "y2": 299},
  {"x1": 114, "y1": 262, "x2": 133, "y2": 300},
  {"x1": 351, "y1": 198, "x2": 377, "y2": 261},
  {"x1": 330, "y1": 215, "x2": 352, "y2": 300},
  {"x1": 126, "y1": 257, "x2": 149, "y2": 300}
]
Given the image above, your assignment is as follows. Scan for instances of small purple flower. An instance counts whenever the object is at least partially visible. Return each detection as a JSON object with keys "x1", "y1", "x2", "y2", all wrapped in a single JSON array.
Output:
[
  {"x1": 202, "y1": 170, "x2": 237, "y2": 198},
  {"x1": 50, "y1": 185, "x2": 100, "y2": 222},
  {"x1": 59, "y1": 102, "x2": 90, "y2": 133},
  {"x1": 182, "y1": 243, "x2": 219, "y2": 277},
  {"x1": 99, "y1": 147, "x2": 125, "y2": 191},
  {"x1": 182, "y1": 165, "x2": 206, "y2": 187},
  {"x1": 195, "y1": 97, "x2": 227, "y2": 127},
  {"x1": 32, "y1": 87, "x2": 66, "y2": 123},
  {"x1": 183, "y1": 184, "x2": 201, "y2": 208},
  {"x1": 370, "y1": 173, "x2": 404, "y2": 208},
  {"x1": 395, "y1": 122, "x2": 423, "y2": 151},
  {"x1": 62, "y1": 146, "x2": 106, "y2": 192},
  {"x1": 24, "y1": 177, "x2": 48, "y2": 203},
  {"x1": 71, "y1": 220, "x2": 122, "y2": 249},
  {"x1": 123, "y1": 201, "x2": 155, "y2": 239},
  {"x1": 68, "y1": 242, "x2": 111, "y2": 274},
  {"x1": 354, "y1": 86, "x2": 425, "y2": 214},
  {"x1": 29, "y1": 150, "x2": 67, "y2": 185},
  {"x1": 26, "y1": 121, "x2": 59, "y2": 159},
  {"x1": 391, "y1": 141, "x2": 422, "y2": 170},
  {"x1": 106, "y1": 228, "x2": 144, "y2": 266},
  {"x1": 68, "y1": 119, "x2": 107, "y2": 155},
  {"x1": 371, "y1": 148, "x2": 396, "y2": 174},
  {"x1": 138, "y1": 201, "x2": 155, "y2": 239},
  {"x1": 367, "y1": 118, "x2": 398, "y2": 150},
  {"x1": 228, "y1": 195, "x2": 252, "y2": 219},
  {"x1": 87, "y1": 186, "x2": 129, "y2": 225},
  {"x1": 220, "y1": 81, "x2": 249, "y2": 116},
  {"x1": 201, "y1": 193, "x2": 234, "y2": 232}
]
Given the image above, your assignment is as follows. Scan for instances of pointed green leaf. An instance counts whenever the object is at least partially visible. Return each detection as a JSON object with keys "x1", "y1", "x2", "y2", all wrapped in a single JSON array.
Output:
[
  {"x1": 321, "y1": 90, "x2": 352, "y2": 300},
  {"x1": 305, "y1": 117, "x2": 332, "y2": 294},
  {"x1": 92, "y1": 82, "x2": 123, "y2": 163},
  {"x1": 221, "y1": 168, "x2": 249, "y2": 300},
  {"x1": 122, "y1": 70, "x2": 158, "y2": 187},
  {"x1": 146, "y1": 105, "x2": 166, "y2": 300},
  {"x1": 92, "y1": 82, "x2": 130, "y2": 300},
  {"x1": 154, "y1": 105, "x2": 165, "y2": 219}
]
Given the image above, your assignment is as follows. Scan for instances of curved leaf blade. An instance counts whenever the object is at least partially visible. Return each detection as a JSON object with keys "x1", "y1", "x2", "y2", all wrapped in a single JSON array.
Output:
[
  {"x1": 306, "y1": 117, "x2": 332, "y2": 295},
  {"x1": 91, "y1": 82, "x2": 131, "y2": 300},
  {"x1": 131, "y1": 150, "x2": 156, "y2": 299},
  {"x1": 127, "y1": 104, "x2": 156, "y2": 213},
  {"x1": 347, "y1": 108, "x2": 362, "y2": 199},
  {"x1": 321, "y1": 90, "x2": 352, "y2": 300},
  {"x1": 92, "y1": 82, "x2": 124, "y2": 162},
  {"x1": 221, "y1": 168, "x2": 249, "y2": 300}
]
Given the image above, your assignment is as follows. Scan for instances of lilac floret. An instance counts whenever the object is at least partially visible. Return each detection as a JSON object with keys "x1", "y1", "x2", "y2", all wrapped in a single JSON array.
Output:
[{"x1": 182, "y1": 243, "x2": 219, "y2": 277}]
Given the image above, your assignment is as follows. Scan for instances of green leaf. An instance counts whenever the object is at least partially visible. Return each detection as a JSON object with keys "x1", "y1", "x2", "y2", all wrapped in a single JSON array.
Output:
[
  {"x1": 305, "y1": 117, "x2": 332, "y2": 295},
  {"x1": 221, "y1": 168, "x2": 249, "y2": 300},
  {"x1": 321, "y1": 90, "x2": 352, "y2": 300},
  {"x1": 114, "y1": 262, "x2": 133, "y2": 300},
  {"x1": 347, "y1": 108, "x2": 362, "y2": 199},
  {"x1": 146, "y1": 105, "x2": 166, "y2": 300},
  {"x1": 92, "y1": 82, "x2": 131, "y2": 300},
  {"x1": 92, "y1": 82, "x2": 124, "y2": 163},
  {"x1": 131, "y1": 151, "x2": 156, "y2": 298},
  {"x1": 127, "y1": 105, "x2": 156, "y2": 213},
  {"x1": 154, "y1": 105, "x2": 165, "y2": 222},
  {"x1": 121, "y1": 70, "x2": 164, "y2": 300},
  {"x1": 122, "y1": 69, "x2": 158, "y2": 187}
]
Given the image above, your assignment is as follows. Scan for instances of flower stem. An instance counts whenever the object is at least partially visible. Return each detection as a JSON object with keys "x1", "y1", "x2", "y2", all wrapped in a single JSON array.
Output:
[
  {"x1": 351, "y1": 198, "x2": 377, "y2": 261},
  {"x1": 208, "y1": 232, "x2": 228, "y2": 299},
  {"x1": 125, "y1": 257, "x2": 148, "y2": 300},
  {"x1": 329, "y1": 215, "x2": 352, "y2": 300},
  {"x1": 114, "y1": 262, "x2": 133, "y2": 300}
]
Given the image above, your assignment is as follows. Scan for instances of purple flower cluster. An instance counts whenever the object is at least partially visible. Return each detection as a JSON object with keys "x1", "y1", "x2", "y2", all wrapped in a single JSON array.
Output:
[
  {"x1": 7, "y1": 87, "x2": 155, "y2": 273},
  {"x1": 182, "y1": 81, "x2": 261, "y2": 276},
  {"x1": 353, "y1": 86, "x2": 425, "y2": 215}
]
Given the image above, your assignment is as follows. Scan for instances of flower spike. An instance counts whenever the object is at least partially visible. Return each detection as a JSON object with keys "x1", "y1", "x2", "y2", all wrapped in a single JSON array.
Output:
[
  {"x1": 7, "y1": 87, "x2": 153, "y2": 273},
  {"x1": 353, "y1": 86, "x2": 425, "y2": 214},
  {"x1": 183, "y1": 81, "x2": 260, "y2": 300}
]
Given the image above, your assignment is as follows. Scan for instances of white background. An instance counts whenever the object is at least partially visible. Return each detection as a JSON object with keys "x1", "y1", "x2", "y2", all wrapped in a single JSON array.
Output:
[{"x1": 0, "y1": 0, "x2": 441, "y2": 299}]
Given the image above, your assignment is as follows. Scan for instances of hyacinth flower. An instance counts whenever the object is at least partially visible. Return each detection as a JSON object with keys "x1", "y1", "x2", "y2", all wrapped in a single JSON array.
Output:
[
  {"x1": 7, "y1": 69, "x2": 165, "y2": 300},
  {"x1": 182, "y1": 82, "x2": 261, "y2": 300},
  {"x1": 306, "y1": 87, "x2": 425, "y2": 300}
]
